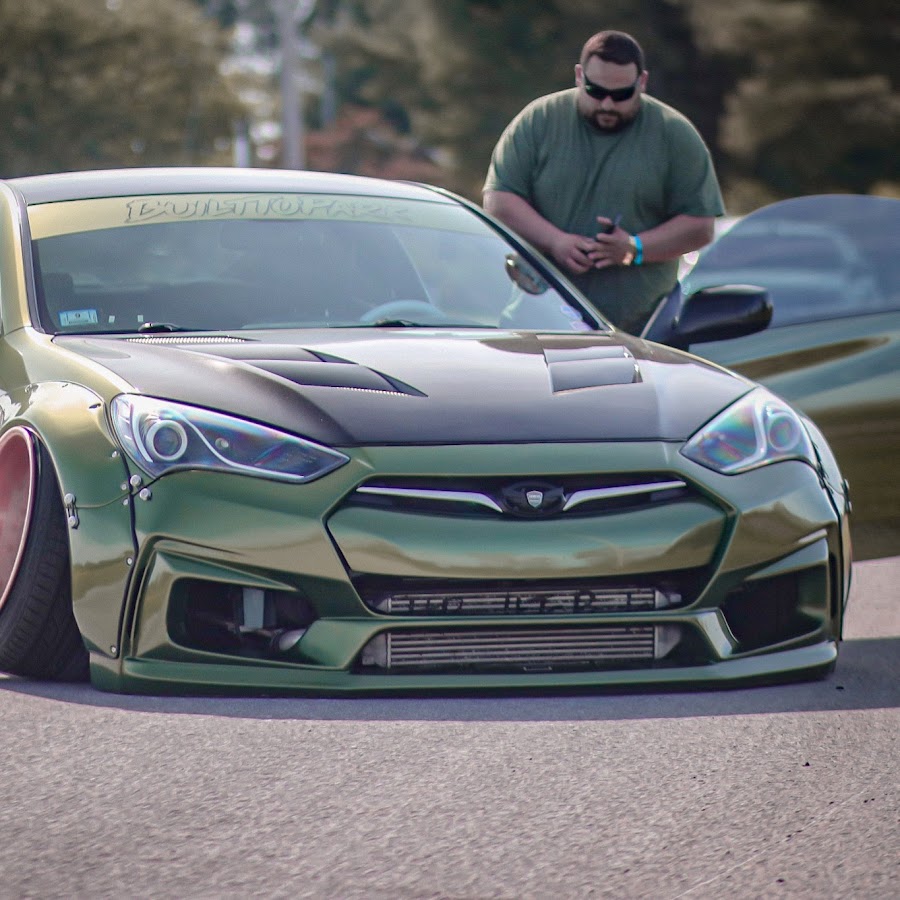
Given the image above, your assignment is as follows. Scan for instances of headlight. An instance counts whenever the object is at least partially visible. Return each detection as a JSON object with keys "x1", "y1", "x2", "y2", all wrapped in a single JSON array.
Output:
[
  {"x1": 110, "y1": 395, "x2": 349, "y2": 483},
  {"x1": 681, "y1": 388, "x2": 816, "y2": 475}
]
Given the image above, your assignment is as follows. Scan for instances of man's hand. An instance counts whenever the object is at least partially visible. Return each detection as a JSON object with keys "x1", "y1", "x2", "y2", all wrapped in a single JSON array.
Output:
[
  {"x1": 549, "y1": 232, "x2": 600, "y2": 275},
  {"x1": 589, "y1": 214, "x2": 717, "y2": 269},
  {"x1": 484, "y1": 191, "x2": 599, "y2": 276},
  {"x1": 590, "y1": 217, "x2": 635, "y2": 268}
]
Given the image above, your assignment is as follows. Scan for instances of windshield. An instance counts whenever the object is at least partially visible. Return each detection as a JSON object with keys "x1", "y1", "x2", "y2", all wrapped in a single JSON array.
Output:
[
  {"x1": 28, "y1": 193, "x2": 602, "y2": 335},
  {"x1": 683, "y1": 195, "x2": 900, "y2": 327}
]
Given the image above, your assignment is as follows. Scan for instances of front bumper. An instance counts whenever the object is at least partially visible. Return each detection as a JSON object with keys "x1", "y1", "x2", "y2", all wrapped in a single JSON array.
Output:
[
  {"x1": 90, "y1": 641, "x2": 837, "y2": 695},
  {"x1": 84, "y1": 441, "x2": 848, "y2": 694}
]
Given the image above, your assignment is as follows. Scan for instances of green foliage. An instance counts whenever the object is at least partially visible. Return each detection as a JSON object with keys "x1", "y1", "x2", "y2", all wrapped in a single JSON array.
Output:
[
  {"x1": 681, "y1": 0, "x2": 900, "y2": 205},
  {"x1": 317, "y1": 0, "x2": 738, "y2": 199},
  {"x1": 0, "y1": 0, "x2": 245, "y2": 176},
  {"x1": 7, "y1": 0, "x2": 895, "y2": 203},
  {"x1": 316, "y1": 0, "x2": 897, "y2": 208}
]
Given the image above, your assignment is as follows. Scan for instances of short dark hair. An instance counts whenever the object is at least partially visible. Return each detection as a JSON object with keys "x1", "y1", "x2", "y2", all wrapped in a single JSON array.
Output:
[{"x1": 580, "y1": 31, "x2": 645, "y2": 73}]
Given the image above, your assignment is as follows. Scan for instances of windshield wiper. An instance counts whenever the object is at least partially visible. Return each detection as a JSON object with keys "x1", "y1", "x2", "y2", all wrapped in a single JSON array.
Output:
[
  {"x1": 363, "y1": 318, "x2": 425, "y2": 327},
  {"x1": 136, "y1": 322, "x2": 196, "y2": 334},
  {"x1": 364, "y1": 318, "x2": 480, "y2": 328}
]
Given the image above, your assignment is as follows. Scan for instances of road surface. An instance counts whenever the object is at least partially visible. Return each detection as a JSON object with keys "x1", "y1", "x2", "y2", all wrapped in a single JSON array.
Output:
[{"x1": 1, "y1": 557, "x2": 897, "y2": 898}]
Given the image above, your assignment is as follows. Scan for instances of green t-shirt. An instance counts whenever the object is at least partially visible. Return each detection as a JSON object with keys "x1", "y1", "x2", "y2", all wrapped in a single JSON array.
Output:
[{"x1": 484, "y1": 89, "x2": 725, "y2": 332}]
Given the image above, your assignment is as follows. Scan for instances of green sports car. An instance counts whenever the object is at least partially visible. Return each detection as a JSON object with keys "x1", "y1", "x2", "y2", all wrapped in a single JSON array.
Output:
[{"x1": 0, "y1": 168, "x2": 855, "y2": 694}]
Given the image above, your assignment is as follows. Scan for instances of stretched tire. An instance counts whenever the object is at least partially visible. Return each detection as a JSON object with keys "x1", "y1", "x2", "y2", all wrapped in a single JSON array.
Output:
[{"x1": 0, "y1": 428, "x2": 89, "y2": 681}]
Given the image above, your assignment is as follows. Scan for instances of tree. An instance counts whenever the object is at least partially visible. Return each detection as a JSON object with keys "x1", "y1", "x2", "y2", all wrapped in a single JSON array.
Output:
[
  {"x1": 315, "y1": 0, "x2": 898, "y2": 208},
  {"x1": 0, "y1": 0, "x2": 245, "y2": 176},
  {"x1": 195, "y1": 0, "x2": 342, "y2": 167},
  {"x1": 680, "y1": 0, "x2": 900, "y2": 207},
  {"x1": 315, "y1": 0, "x2": 736, "y2": 200},
  {"x1": 305, "y1": 103, "x2": 445, "y2": 181},
  {"x1": 191, "y1": 0, "x2": 898, "y2": 207}
]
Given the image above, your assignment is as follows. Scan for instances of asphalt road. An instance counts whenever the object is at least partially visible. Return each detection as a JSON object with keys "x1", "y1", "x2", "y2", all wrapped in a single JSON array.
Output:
[{"x1": 1, "y1": 557, "x2": 897, "y2": 900}]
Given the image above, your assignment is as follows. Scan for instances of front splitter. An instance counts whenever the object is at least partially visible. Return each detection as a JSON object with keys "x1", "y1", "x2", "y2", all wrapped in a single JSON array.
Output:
[{"x1": 89, "y1": 640, "x2": 838, "y2": 696}]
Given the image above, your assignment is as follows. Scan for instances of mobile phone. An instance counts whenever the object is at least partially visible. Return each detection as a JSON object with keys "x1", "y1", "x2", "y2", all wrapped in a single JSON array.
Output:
[{"x1": 601, "y1": 213, "x2": 622, "y2": 234}]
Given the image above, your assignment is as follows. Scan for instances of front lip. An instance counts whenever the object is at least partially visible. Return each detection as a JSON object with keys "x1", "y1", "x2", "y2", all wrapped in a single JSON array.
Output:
[
  {"x1": 108, "y1": 641, "x2": 838, "y2": 695},
  {"x1": 57, "y1": 329, "x2": 750, "y2": 446}
]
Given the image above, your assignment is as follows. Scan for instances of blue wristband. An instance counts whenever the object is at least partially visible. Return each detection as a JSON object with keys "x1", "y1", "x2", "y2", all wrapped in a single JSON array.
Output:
[{"x1": 633, "y1": 234, "x2": 643, "y2": 266}]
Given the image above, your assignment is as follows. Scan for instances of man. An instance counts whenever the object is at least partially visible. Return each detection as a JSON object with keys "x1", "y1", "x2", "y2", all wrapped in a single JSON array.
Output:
[{"x1": 483, "y1": 30, "x2": 724, "y2": 334}]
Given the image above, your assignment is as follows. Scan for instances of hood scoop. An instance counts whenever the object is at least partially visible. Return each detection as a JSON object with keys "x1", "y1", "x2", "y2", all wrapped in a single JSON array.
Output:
[
  {"x1": 152, "y1": 340, "x2": 426, "y2": 397},
  {"x1": 245, "y1": 358, "x2": 426, "y2": 396},
  {"x1": 543, "y1": 344, "x2": 641, "y2": 393}
]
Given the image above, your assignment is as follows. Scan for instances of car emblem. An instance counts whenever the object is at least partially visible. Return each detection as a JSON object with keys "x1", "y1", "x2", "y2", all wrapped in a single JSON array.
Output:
[
  {"x1": 526, "y1": 490, "x2": 544, "y2": 508},
  {"x1": 500, "y1": 481, "x2": 565, "y2": 517}
]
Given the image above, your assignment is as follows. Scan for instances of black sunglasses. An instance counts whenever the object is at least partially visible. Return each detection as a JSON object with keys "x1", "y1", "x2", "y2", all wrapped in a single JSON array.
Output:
[{"x1": 581, "y1": 73, "x2": 641, "y2": 102}]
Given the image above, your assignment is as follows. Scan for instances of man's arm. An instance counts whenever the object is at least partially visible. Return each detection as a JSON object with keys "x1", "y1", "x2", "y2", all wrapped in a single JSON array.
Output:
[
  {"x1": 486, "y1": 190, "x2": 715, "y2": 272},
  {"x1": 590, "y1": 214, "x2": 715, "y2": 269},
  {"x1": 483, "y1": 189, "x2": 599, "y2": 276},
  {"x1": 631, "y1": 213, "x2": 715, "y2": 260}
]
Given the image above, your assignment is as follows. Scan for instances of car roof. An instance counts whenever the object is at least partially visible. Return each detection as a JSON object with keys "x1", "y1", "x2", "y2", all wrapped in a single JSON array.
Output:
[
  {"x1": 4, "y1": 167, "x2": 453, "y2": 206},
  {"x1": 723, "y1": 219, "x2": 847, "y2": 239}
]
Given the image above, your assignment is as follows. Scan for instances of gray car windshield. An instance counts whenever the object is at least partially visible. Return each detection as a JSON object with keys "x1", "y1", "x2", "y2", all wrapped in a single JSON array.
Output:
[{"x1": 29, "y1": 193, "x2": 602, "y2": 335}]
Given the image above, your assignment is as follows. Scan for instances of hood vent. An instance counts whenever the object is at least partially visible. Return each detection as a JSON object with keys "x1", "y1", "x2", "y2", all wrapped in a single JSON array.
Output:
[
  {"x1": 120, "y1": 338, "x2": 425, "y2": 396},
  {"x1": 544, "y1": 345, "x2": 641, "y2": 393},
  {"x1": 243, "y1": 359, "x2": 426, "y2": 396}
]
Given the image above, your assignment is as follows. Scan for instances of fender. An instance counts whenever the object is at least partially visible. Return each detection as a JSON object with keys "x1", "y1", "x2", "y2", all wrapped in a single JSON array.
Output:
[{"x1": 4, "y1": 381, "x2": 136, "y2": 658}]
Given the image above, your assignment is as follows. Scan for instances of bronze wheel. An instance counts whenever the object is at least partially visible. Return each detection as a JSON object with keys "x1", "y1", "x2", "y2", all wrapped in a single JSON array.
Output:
[
  {"x1": 0, "y1": 428, "x2": 36, "y2": 614},
  {"x1": 0, "y1": 429, "x2": 88, "y2": 681}
]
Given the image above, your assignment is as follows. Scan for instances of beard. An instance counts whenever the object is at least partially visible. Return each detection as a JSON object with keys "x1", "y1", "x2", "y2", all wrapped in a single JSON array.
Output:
[
  {"x1": 586, "y1": 108, "x2": 634, "y2": 133},
  {"x1": 576, "y1": 94, "x2": 640, "y2": 134}
]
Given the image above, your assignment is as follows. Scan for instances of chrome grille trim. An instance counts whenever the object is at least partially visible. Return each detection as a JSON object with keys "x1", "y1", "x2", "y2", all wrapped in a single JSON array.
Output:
[
  {"x1": 355, "y1": 479, "x2": 687, "y2": 514},
  {"x1": 356, "y1": 485, "x2": 503, "y2": 513},
  {"x1": 563, "y1": 480, "x2": 686, "y2": 511},
  {"x1": 361, "y1": 626, "x2": 658, "y2": 669},
  {"x1": 373, "y1": 586, "x2": 677, "y2": 615}
]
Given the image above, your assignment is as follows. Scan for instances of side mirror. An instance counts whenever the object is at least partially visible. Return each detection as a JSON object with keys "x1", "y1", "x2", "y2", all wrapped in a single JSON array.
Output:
[
  {"x1": 504, "y1": 253, "x2": 549, "y2": 295},
  {"x1": 642, "y1": 284, "x2": 772, "y2": 350}
]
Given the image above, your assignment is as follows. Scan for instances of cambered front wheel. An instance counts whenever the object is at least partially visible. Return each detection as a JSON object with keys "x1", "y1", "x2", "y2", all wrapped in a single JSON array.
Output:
[{"x1": 0, "y1": 428, "x2": 88, "y2": 681}]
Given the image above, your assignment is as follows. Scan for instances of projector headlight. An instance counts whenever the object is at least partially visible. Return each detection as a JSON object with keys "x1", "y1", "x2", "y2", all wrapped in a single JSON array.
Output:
[
  {"x1": 110, "y1": 394, "x2": 349, "y2": 483},
  {"x1": 681, "y1": 388, "x2": 816, "y2": 475}
]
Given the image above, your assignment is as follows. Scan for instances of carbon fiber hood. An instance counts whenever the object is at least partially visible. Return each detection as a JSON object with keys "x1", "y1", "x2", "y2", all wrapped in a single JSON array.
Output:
[{"x1": 57, "y1": 330, "x2": 751, "y2": 446}]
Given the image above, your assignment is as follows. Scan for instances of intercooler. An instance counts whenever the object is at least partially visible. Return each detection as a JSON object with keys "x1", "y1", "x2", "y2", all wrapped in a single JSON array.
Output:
[
  {"x1": 360, "y1": 583, "x2": 685, "y2": 616},
  {"x1": 359, "y1": 625, "x2": 680, "y2": 671}
]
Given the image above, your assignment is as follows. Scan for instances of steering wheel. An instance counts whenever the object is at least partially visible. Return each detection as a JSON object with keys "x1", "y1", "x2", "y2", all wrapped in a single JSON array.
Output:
[{"x1": 359, "y1": 299, "x2": 447, "y2": 324}]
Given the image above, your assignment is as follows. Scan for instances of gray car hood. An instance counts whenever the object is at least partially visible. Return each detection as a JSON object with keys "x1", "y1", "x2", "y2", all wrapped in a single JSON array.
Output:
[{"x1": 57, "y1": 330, "x2": 751, "y2": 446}]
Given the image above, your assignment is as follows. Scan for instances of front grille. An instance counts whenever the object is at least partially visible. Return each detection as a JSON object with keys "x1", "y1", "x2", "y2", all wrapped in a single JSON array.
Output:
[
  {"x1": 359, "y1": 625, "x2": 672, "y2": 671},
  {"x1": 349, "y1": 473, "x2": 691, "y2": 519},
  {"x1": 355, "y1": 574, "x2": 699, "y2": 616},
  {"x1": 369, "y1": 585, "x2": 676, "y2": 616}
]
